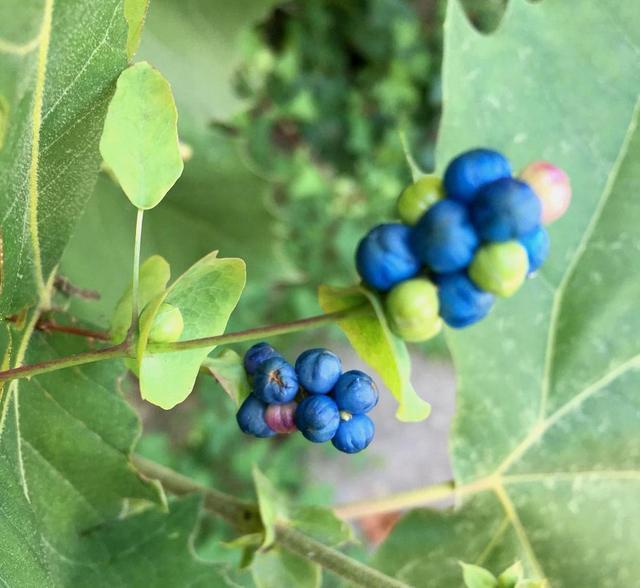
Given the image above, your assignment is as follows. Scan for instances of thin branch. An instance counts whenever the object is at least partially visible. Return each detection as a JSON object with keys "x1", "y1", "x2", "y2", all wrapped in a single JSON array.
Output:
[
  {"x1": 133, "y1": 456, "x2": 411, "y2": 588},
  {"x1": 35, "y1": 321, "x2": 110, "y2": 341},
  {"x1": 131, "y1": 208, "x2": 144, "y2": 330}
]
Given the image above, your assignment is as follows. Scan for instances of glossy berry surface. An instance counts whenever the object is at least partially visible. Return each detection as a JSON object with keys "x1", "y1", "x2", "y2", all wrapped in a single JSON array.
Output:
[
  {"x1": 295, "y1": 348, "x2": 342, "y2": 394},
  {"x1": 244, "y1": 342, "x2": 280, "y2": 376},
  {"x1": 437, "y1": 272, "x2": 495, "y2": 328},
  {"x1": 520, "y1": 226, "x2": 550, "y2": 274},
  {"x1": 443, "y1": 148, "x2": 512, "y2": 204},
  {"x1": 264, "y1": 402, "x2": 298, "y2": 434},
  {"x1": 295, "y1": 395, "x2": 340, "y2": 443},
  {"x1": 397, "y1": 175, "x2": 443, "y2": 225},
  {"x1": 471, "y1": 178, "x2": 541, "y2": 241},
  {"x1": 253, "y1": 356, "x2": 299, "y2": 404},
  {"x1": 410, "y1": 199, "x2": 479, "y2": 273},
  {"x1": 356, "y1": 223, "x2": 421, "y2": 292},
  {"x1": 469, "y1": 241, "x2": 528, "y2": 298},
  {"x1": 146, "y1": 302, "x2": 184, "y2": 343},
  {"x1": 333, "y1": 370, "x2": 379, "y2": 415},
  {"x1": 332, "y1": 414, "x2": 375, "y2": 454},
  {"x1": 236, "y1": 394, "x2": 276, "y2": 438},
  {"x1": 519, "y1": 160, "x2": 571, "y2": 224},
  {"x1": 385, "y1": 278, "x2": 442, "y2": 342}
]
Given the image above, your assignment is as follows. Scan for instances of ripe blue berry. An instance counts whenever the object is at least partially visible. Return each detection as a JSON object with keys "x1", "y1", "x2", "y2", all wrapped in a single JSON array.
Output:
[
  {"x1": 333, "y1": 370, "x2": 379, "y2": 415},
  {"x1": 410, "y1": 199, "x2": 479, "y2": 273},
  {"x1": 443, "y1": 148, "x2": 512, "y2": 204},
  {"x1": 519, "y1": 226, "x2": 550, "y2": 274},
  {"x1": 437, "y1": 272, "x2": 495, "y2": 328},
  {"x1": 295, "y1": 348, "x2": 342, "y2": 394},
  {"x1": 356, "y1": 223, "x2": 422, "y2": 292},
  {"x1": 332, "y1": 414, "x2": 375, "y2": 454},
  {"x1": 471, "y1": 178, "x2": 541, "y2": 241},
  {"x1": 236, "y1": 394, "x2": 276, "y2": 438},
  {"x1": 295, "y1": 395, "x2": 340, "y2": 443},
  {"x1": 253, "y1": 356, "x2": 299, "y2": 404},
  {"x1": 244, "y1": 342, "x2": 280, "y2": 376}
]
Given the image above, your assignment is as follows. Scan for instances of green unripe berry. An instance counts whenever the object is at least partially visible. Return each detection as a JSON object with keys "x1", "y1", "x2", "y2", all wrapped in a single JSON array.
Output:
[
  {"x1": 469, "y1": 241, "x2": 528, "y2": 298},
  {"x1": 396, "y1": 175, "x2": 443, "y2": 225},
  {"x1": 385, "y1": 278, "x2": 442, "y2": 342},
  {"x1": 147, "y1": 303, "x2": 184, "y2": 343}
]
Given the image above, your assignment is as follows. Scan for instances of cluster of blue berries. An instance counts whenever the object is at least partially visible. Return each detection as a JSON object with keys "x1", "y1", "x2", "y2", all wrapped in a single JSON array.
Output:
[
  {"x1": 356, "y1": 148, "x2": 571, "y2": 340},
  {"x1": 236, "y1": 343, "x2": 379, "y2": 454}
]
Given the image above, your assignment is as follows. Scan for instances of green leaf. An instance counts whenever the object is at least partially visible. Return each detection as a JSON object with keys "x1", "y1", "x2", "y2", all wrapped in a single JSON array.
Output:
[
  {"x1": 461, "y1": 563, "x2": 498, "y2": 588},
  {"x1": 252, "y1": 465, "x2": 287, "y2": 548},
  {"x1": 138, "y1": 251, "x2": 246, "y2": 409},
  {"x1": 0, "y1": 0, "x2": 129, "y2": 315},
  {"x1": 138, "y1": 0, "x2": 281, "y2": 122},
  {"x1": 251, "y1": 547, "x2": 321, "y2": 588},
  {"x1": 498, "y1": 562, "x2": 524, "y2": 588},
  {"x1": 377, "y1": 2, "x2": 640, "y2": 586},
  {"x1": 318, "y1": 284, "x2": 430, "y2": 422},
  {"x1": 100, "y1": 61, "x2": 184, "y2": 210},
  {"x1": 124, "y1": 0, "x2": 150, "y2": 58},
  {"x1": 289, "y1": 505, "x2": 353, "y2": 548},
  {"x1": 110, "y1": 254, "x2": 171, "y2": 342},
  {"x1": 201, "y1": 349, "x2": 251, "y2": 406}
]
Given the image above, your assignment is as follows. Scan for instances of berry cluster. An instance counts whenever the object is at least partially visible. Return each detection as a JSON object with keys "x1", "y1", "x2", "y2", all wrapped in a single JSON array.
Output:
[
  {"x1": 236, "y1": 343, "x2": 379, "y2": 454},
  {"x1": 356, "y1": 148, "x2": 571, "y2": 340}
]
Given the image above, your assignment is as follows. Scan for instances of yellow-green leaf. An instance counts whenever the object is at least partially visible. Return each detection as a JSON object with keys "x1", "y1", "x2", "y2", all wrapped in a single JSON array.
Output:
[{"x1": 100, "y1": 61, "x2": 183, "y2": 210}]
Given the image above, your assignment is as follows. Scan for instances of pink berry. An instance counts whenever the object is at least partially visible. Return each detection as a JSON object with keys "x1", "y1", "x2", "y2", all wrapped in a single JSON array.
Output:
[
  {"x1": 519, "y1": 161, "x2": 571, "y2": 224},
  {"x1": 264, "y1": 402, "x2": 298, "y2": 434}
]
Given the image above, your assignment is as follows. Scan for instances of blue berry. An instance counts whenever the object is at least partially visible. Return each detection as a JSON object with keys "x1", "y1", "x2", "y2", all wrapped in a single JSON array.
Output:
[
  {"x1": 443, "y1": 148, "x2": 512, "y2": 204},
  {"x1": 410, "y1": 199, "x2": 479, "y2": 273},
  {"x1": 437, "y1": 272, "x2": 495, "y2": 328},
  {"x1": 519, "y1": 226, "x2": 550, "y2": 274},
  {"x1": 332, "y1": 414, "x2": 375, "y2": 454},
  {"x1": 253, "y1": 356, "x2": 299, "y2": 404},
  {"x1": 295, "y1": 348, "x2": 342, "y2": 395},
  {"x1": 244, "y1": 342, "x2": 280, "y2": 376},
  {"x1": 294, "y1": 395, "x2": 340, "y2": 443},
  {"x1": 333, "y1": 370, "x2": 379, "y2": 415},
  {"x1": 356, "y1": 223, "x2": 422, "y2": 292},
  {"x1": 471, "y1": 178, "x2": 541, "y2": 241},
  {"x1": 236, "y1": 394, "x2": 276, "y2": 438}
]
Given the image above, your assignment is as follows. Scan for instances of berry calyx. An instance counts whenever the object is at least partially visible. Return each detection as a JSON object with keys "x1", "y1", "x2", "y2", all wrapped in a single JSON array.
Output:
[
  {"x1": 519, "y1": 226, "x2": 550, "y2": 274},
  {"x1": 397, "y1": 175, "x2": 443, "y2": 225},
  {"x1": 236, "y1": 394, "x2": 276, "y2": 438},
  {"x1": 333, "y1": 370, "x2": 379, "y2": 415},
  {"x1": 469, "y1": 241, "x2": 528, "y2": 298},
  {"x1": 295, "y1": 395, "x2": 340, "y2": 443},
  {"x1": 443, "y1": 148, "x2": 512, "y2": 204},
  {"x1": 410, "y1": 199, "x2": 479, "y2": 273},
  {"x1": 519, "y1": 160, "x2": 571, "y2": 224},
  {"x1": 244, "y1": 341, "x2": 281, "y2": 376},
  {"x1": 253, "y1": 356, "x2": 299, "y2": 404},
  {"x1": 356, "y1": 223, "x2": 422, "y2": 292},
  {"x1": 264, "y1": 402, "x2": 298, "y2": 434},
  {"x1": 470, "y1": 178, "x2": 541, "y2": 242},
  {"x1": 295, "y1": 348, "x2": 342, "y2": 394},
  {"x1": 146, "y1": 302, "x2": 184, "y2": 343},
  {"x1": 385, "y1": 278, "x2": 442, "y2": 342},
  {"x1": 437, "y1": 272, "x2": 495, "y2": 328},
  {"x1": 332, "y1": 414, "x2": 375, "y2": 454}
]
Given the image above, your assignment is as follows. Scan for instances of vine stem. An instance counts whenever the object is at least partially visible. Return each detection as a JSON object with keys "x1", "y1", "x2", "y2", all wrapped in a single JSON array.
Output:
[
  {"x1": 131, "y1": 208, "x2": 144, "y2": 330},
  {"x1": 0, "y1": 305, "x2": 367, "y2": 384},
  {"x1": 133, "y1": 456, "x2": 411, "y2": 588}
]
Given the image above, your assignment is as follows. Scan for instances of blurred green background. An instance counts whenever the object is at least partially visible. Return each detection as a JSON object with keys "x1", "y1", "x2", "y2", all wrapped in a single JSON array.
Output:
[{"x1": 61, "y1": 0, "x2": 506, "y2": 565}]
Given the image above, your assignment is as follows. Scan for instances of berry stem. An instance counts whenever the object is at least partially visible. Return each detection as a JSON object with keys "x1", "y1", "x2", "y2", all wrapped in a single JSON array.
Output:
[
  {"x1": 131, "y1": 207, "x2": 144, "y2": 331},
  {"x1": 133, "y1": 455, "x2": 411, "y2": 588},
  {"x1": 0, "y1": 304, "x2": 369, "y2": 384}
]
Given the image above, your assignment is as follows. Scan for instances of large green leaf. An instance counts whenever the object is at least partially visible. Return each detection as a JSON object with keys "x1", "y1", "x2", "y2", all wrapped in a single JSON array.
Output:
[
  {"x1": 0, "y1": 0, "x2": 129, "y2": 315},
  {"x1": 376, "y1": 2, "x2": 640, "y2": 586},
  {"x1": 138, "y1": 0, "x2": 281, "y2": 123},
  {"x1": 0, "y1": 327, "x2": 229, "y2": 585}
]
